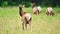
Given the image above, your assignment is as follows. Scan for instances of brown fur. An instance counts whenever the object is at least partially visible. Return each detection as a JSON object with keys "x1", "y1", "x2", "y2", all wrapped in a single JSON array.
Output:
[
  {"x1": 46, "y1": 11, "x2": 54, "y2": 16},
  {"x1": 31, "y1": 2, "x2": 40, "y2": 15},
  {"x1": 46, "y1": 7, "x2": 55, "y2": 16},
  {"x1": 19, "y1": 6, "x2": 26, "y2": 16},
  {"x1": 33, "y1": 8, "x2": 39, "y2": 15},
  {"x1": 19, "y1": 6, "x2": 32, "y2": 30}
]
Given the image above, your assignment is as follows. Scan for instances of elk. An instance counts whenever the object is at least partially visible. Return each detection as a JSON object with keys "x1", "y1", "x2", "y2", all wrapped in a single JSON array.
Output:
[
  {"x1": 31, "y1": 2, "x2": 42, "y2": 14},
  {"x1": 19, "y1": 5, "x2": 32, "y2": 30},
  {"x1": 46, "y1": 7, "x2": 54, "y2": 16}
]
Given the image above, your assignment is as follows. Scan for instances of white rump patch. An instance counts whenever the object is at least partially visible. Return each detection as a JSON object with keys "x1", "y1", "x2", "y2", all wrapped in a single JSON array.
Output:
[
  {"x1": 46, "y1": 7, "x2": 53, "y2": 13},
  {"x1": 25, "y1": 13, "x2": 31, "y2": 21},
  {"x1": 37, "y1": 6, "x2": 42, "y2": 12}
]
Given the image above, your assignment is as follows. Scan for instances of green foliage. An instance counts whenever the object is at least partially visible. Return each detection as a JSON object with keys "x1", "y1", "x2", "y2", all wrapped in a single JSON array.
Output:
[
  {"x1": 0, "y1": 0, "x2": 60, "y2": 7},
  {"x1": 1, "y1": 1, "x2": 8, "y2": 7},
  {"x1": 25, "y1": 2, "x2": 31, "y2": 7},
  {"x1": 11, "y1": 2, "x2": 17, "y2": 6}
]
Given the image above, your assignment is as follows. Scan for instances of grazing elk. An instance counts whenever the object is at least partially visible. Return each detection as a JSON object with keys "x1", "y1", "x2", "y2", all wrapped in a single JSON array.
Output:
[
  {"x1": 31, "y1": 2, "x2": 42, "y2": 15},
  {"x1": 46, "y1": 7, "x2": 54, "y2": 16},
  {"x1": 19, "y1": 5, "x2": 32, "y2": 30}
]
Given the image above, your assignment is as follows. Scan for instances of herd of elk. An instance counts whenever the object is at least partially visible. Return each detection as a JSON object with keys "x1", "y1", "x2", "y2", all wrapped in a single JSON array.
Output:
[
  {"x1": 19, "y1": 5, "x2": 32, "y2": 30},
  {"x1": 19, "y1": 2, "x2": 55, "y2": 30}
]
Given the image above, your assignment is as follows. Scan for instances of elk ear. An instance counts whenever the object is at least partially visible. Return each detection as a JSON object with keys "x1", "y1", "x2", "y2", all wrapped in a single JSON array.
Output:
[
  {"x1": 19, "y1": 5, "x2": 23, "y2": 8},
  {"x1": 22, "y1": 5, "x2": 25, "y2": 8},
  {"x1": 19, "y1": 5, "x2": 25, "y2": 8},
  {"x1": 31, "y1": 2, "x2": 35, "y2": 6}
]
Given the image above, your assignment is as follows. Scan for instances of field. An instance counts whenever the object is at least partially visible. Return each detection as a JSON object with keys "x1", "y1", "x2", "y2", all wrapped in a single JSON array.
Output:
[{"x1": 0, "y1": 7, "x2": 60, "y2": 34}]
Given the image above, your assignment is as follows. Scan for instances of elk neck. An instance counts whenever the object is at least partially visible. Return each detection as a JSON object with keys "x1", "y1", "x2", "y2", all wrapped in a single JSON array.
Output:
[{"x1": 19, "y1": 7, "x2": 25, "y2": 16}]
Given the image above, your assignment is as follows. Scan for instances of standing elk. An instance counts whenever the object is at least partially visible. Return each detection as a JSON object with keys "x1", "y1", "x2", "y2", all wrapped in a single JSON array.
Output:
[
  {"x1": 19, "y1": 5, "x2": 32, "y2": 30},
  {"x1": 31, "y1": 2, "x2": 42, "y2": 15},
  {"x1": 46, "y1": 7, "x2": 54, "y2": 16}
]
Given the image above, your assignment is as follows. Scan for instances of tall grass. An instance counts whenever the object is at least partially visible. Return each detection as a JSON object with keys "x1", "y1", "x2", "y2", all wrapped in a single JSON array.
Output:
[{"x1": 0, "y1": 7, "x2": 60, "y2": 34}]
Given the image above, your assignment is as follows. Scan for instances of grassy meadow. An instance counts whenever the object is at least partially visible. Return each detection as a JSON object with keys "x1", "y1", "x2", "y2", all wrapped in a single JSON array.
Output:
[{"x1": 0, "y1": 7, "x2": 60, "y2": 34}]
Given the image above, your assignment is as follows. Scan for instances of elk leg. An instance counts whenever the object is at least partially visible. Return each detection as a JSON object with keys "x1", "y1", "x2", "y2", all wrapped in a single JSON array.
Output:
[
  {"x1": 29, "y1": 21, "x2": 32, "y2": 31},
  {"x1": 22, "y1": 22, "x2": 24, "y2": 30},
  {"x1": 25, "y1": 23, "x2": 27, "y2": 30},
  {"x1": 50, "y1": 11, "x2": 52, "y2": 16},
  {"x1": 29, "y1": 18, "x2": 32, "y2": 31},
  {"x1": 46, "y1": 11, "x2": 49, "y2": 16}
]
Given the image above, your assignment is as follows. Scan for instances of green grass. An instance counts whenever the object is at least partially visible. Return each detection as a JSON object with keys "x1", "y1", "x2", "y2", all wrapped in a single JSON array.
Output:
[{"x1": 0, "y1": 7, "x2": 60, "y2": 34}]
